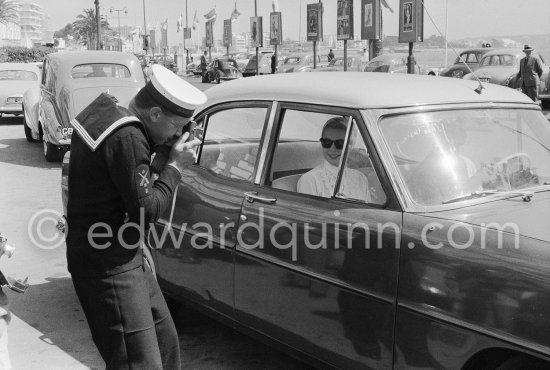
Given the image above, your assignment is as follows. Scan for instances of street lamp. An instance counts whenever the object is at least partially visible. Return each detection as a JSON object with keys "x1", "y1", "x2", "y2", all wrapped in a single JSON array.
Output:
[
  {"x1": 94, "y1": 0, "x2": 101, "y2": 50},
  {"x1": 110, "y1": 6, "x2": 127, "y2": 52}
]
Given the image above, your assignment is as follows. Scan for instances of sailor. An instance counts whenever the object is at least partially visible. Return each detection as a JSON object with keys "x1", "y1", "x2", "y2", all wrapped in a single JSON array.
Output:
[{"x1": 66, "y1": 64, "x2": 206, "y2": 370}]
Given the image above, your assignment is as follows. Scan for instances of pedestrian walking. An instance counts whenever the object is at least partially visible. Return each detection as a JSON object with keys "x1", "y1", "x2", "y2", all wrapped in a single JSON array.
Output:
[
  {"x1": 516, "y1": 44, "x2": 543, "y2": 102},
  {"x1": 200, "y1": 50, "x2": 208, "y2": 82},
  {"x1": 328, "y1": 49, "x2": 335, "y2": 62},
  {"x1": 66, "y1": 65, "x2": 207, "y2": 370}
]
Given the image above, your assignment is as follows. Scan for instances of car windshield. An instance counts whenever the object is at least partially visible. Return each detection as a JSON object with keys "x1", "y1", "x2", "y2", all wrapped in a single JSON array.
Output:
[
  {"x1": 378, "y1": 109, "x2": 550, "y2": 206},
  {"x1": 71, "y1": 63, "x2": 131, "y2": 78},
  {"x1": 479, "y1": 54, "x2": 517, "y2": 67},
  {"x1": 0, "y1": 70, "x2": 38, "y2": 80}
]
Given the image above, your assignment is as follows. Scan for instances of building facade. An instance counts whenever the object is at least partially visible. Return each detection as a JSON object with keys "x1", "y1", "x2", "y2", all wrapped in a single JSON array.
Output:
[{"x1": 19, "y1": 2, "x2": 45, "y2": 45}]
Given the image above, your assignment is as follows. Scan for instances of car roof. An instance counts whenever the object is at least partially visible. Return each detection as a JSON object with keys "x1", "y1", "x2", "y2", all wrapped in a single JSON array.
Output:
[
  {"x1": 0, "y1": 62, "x2": 41, "y2": 72},
  {"x1": 482, "y1": 48, "x2": 524, "y2": 57},
  {"x1": 45, "y1": 51, "x2": 140, "y2": 68},
  {"x1": 203, "y1": 72, "x2": 535, "y2": 110}
]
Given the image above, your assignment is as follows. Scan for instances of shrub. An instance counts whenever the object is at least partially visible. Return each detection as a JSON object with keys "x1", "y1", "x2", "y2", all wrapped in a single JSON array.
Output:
[{"x1": 0, "y1": 46, "x2": 56, "y2": 63}]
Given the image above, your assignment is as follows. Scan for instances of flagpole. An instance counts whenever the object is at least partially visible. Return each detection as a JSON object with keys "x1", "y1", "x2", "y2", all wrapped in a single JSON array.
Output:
[
  {"x1": 185, "y1": 0, "x2": 189, "y2": 65},
  {"x1": 255, "y1": 0, "x2": 259, "y2": 76}
]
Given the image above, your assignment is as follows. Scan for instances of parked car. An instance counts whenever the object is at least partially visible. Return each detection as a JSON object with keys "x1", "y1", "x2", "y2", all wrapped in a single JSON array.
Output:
[
  {"x1": 439, "y1": 48, "x2": 493, "y2": 78},
  {"x1": 463, "y1": 48, "x2": 550, "y2": 104},
  {"x1": 186, "y1": 61, "x2": 199, "y2": 75},
  {"x1": 32, "y1": 51, "x2": 146, "y2": 161},
  {"x1": 314, "y1": 56, "x2": 363, "y2": 72},
  {"x1": 66, "y1": 73, "x2": 550, "y2": 368},
  {"x1": 364, "y1": 53, "x2": 421, "y2": 74},
  {"x1": 203, "y1": 58, "x2": 242, "y2": 84},
  {"x1": 0, "y1": 63, "x2": 41, "y2": 119},
  {"x1": 242, "y1": 52, "x2": 279, "y2": 76},
  {"x1": 276, "y1": 54, "x2": 330, "y2": 73}
]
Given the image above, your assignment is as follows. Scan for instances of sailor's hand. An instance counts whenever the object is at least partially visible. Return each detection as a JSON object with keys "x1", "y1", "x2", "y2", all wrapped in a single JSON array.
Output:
[{"x1": 167, "y1": 132, "x2": 201, "y2": 174}]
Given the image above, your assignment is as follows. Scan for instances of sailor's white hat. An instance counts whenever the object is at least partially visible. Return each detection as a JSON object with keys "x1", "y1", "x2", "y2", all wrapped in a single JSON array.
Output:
[{"x1": 144, "y1": 64, "x2": 207, "y2": 117}]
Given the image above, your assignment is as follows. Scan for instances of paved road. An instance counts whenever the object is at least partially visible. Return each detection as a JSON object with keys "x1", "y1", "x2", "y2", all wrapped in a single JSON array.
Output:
[{"x1": 0, "y1": 115, "x2": 311, "y2": 370}]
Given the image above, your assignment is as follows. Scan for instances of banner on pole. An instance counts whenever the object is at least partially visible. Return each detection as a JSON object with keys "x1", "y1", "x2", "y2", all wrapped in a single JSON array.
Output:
[
  {"x1": 306, "y1": 4, "x2": 322, "y2": 42},
  {"x1": 205, "y1": 20, "x2": 214, "y2": 47},
  {"x1": 270, "y1": 12, "x2": 282, "y2": 45},
  {"x1": 361, "y1": 0, "x2": 381, "y2": 40},
  {"x1": 223, "y1": 19, "x2": 232, "y2": 47},
  {"x1": 337, "y1": 0, "x2": 354, "y2": 40},
  {"x1": 184, "y1": 27, "x2": 191, "y2": 39},
  {"x1": 250, "y1": 16, "x2": 263, "y2": 47},
  {"x1": 398, "y1": 0, "x2": 424, "y2": 43}
]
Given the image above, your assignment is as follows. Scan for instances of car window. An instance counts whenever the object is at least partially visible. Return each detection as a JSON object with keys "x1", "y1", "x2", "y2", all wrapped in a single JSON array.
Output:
[
  {"x1": 0, "y1": 70, "x2": 38, "y2": 80},
  {"x1": 379, "y1": 109, "x2": 550, "y2": 206},
  {"x1": 198, "y1": 107, "x2": 268, "y2": 181},
  {"x1": 71, "y1": 63, "x2": 131, "y2": 78},
  {"x1": 337, "y1": 122, "x2": 387, "y2": 205},
  {"x1": 269, "y1": 109, "x2": 385, "y2": 205}
]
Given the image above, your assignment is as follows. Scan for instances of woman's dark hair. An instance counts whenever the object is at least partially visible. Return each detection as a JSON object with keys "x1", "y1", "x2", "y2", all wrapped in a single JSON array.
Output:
[{"x1": 322, "y1": 116, "x2": 347, "y2": 136}]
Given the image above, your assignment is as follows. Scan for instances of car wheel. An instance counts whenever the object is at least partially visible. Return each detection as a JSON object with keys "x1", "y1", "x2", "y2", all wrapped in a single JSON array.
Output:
[
  {"x1": 23, "y1": 105, "x2": 38, "y2": 143},
  {"x1": 43, "y1": 137, "x2": 61, "y2": 162}
]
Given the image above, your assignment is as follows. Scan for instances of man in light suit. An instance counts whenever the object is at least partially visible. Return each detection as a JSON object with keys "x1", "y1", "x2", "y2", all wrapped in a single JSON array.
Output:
[{"x1": 516, "y1": 45, "x2": 544, "y2": 102}]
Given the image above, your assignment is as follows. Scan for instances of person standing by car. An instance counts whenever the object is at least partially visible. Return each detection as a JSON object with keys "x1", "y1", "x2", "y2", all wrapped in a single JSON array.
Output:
[
  {"x1": 516, "y1": 45, "x2": 543, "y2": 102},
  {"x1": 328, "y1": 49, "x2": 335, "y2": 62},
  {"x1": 200, "y1": 50, "x2": 208, "y2": 82},
  {"x1": 66, "y1": 65, "x2": 207, "y2": 370},
  {"x1": 271, "y1": 53, "x2": 277, "y2": 74}
]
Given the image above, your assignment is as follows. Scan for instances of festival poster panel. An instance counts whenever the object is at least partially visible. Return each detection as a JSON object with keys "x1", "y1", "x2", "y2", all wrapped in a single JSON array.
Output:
[
  {"x1": 337, "y1": 0, "x2": 354, "y2": 40},
  {"x1": 223, "y1": 19, "x2": 232, "y2": 47},
  {"x1": 399, "y1": 0, "x2": 424, "y2": 43},
  {"x1": 306, "y1": 4, "x2": 322, "y2": 42},
  {"x1": 270, "y1": 12, "x2": 282, "y2": 45},
  {"x1": 250, "y1": 16, "x2": 263, "y2": 47},
  {"x1": 205, "y1": 21, "x2": 214, "y2": 47},
  {"x1": 361, "y1": 0, "x2": 381, "y2": 40}
]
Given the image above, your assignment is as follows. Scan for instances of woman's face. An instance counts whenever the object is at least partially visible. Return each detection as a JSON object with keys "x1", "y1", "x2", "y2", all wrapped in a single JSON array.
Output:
[{"x1": 321, "y1": 126, "x2": 346, "y2": 166}]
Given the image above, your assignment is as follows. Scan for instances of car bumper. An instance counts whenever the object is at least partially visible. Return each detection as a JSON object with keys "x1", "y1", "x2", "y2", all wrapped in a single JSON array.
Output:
[{"x1": 0, "y1": 103, "x2": 23, "y2": 114}]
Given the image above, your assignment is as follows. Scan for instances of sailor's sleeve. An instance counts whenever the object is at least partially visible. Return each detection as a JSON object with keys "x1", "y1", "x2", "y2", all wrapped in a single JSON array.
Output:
[{"x1": 104, "y1": 128, "x2": 181, "y2": 225}]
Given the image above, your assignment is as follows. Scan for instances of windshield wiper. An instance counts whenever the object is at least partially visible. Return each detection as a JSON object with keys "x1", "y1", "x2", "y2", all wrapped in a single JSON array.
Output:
[{"x1": 442, "y1": 190, "x2": 534, "y2": 205}]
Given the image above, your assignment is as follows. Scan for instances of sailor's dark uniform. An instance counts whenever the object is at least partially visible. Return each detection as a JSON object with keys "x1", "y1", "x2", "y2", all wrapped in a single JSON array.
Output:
[{"x1": 66, "y1": 93, "x2": 181, "y2": 370}]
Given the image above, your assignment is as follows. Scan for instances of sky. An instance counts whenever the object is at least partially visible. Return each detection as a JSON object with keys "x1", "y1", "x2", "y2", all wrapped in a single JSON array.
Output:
[{"x1": 34, "y1": 0, "x2": 550, "y2": 46}]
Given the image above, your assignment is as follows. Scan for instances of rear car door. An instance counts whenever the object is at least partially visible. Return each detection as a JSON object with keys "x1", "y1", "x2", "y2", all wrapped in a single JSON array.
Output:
[
  {"x1": 234, "y1": 103, "x2": 402, "y2": 369},
  {"x1": 153, "y1": 102, "x2": 272, "y2": 318}
]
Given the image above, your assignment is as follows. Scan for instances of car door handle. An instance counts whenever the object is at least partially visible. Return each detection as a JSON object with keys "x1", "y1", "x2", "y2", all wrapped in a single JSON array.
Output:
[{"x1": 244, "y1": 191, "x2": 277, "y2": 204}]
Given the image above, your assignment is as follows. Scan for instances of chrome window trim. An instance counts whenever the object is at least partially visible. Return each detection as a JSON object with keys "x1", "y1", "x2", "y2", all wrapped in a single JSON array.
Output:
[{"x1": 254, "y1": 101, "x2": 278, "y2": 185}]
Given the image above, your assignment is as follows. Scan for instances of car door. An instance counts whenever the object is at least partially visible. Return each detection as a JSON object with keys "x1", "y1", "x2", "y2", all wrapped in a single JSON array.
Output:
[
  {"x1": 234, "y1": 103, "x2": 402, "y2": 369},
  {"x1": 153, "y1": 102, "x2": 272, "y2": 318}
]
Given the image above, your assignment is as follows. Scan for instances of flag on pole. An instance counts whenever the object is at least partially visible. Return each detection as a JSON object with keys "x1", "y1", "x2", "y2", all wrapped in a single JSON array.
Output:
[
  {"x1": 177, "y1": 14, "x2": 182, "y2": 32},
  {"x1": 381, "y1": 0, "x2": 394, "y2": 13},
  {"x1": 230, "y1": 1, "x2": 240, "y2": 22},
  {"x1": 204, "y1": 7, "x2": 217, "y2": 22},
  {"x1": 272, "y1": 0, "x2": 279, "y2": 12},
  {"x1": 192, "y1": 10, "x2": 199, "y2": 30},
  {"x1": 162, "y1": 19, "x2": 168, "y2": 31}
]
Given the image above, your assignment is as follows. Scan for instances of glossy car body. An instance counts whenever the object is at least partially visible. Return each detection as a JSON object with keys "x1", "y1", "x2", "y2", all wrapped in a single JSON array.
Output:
[
  {"x1": 364, "y1": 53, "x2": 421, "y2": 74},
  {"x1": 314, "y1": 56, "x2": 363, "y2": 72},
  {"x1": 464, "y1": 48, "x2": 550, "y2": 103},
  {"x1": 34, "y1": 51, "x2": 145, "y2": 161},
  {"x1": 131, "y1": 73, "x2": 550, "y2": 369},
  {"x1": 276, "y1": 54, "x2": 330, "y2": 73},
  {"x1": 0, "y1": 63, "x2": 41, "y2": 117},
  {"x1": 242, "y1": 52, "x2": 282, "y2": 76},
  {"x1": 204, "y1": 58, "x2": 243, "y2": 84},
  {"x1": 439, "y1": 48, "x2": 492, "y2": 78}
]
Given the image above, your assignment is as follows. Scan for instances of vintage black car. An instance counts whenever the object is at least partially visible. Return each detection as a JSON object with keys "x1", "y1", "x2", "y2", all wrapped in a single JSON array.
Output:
[
  {"x1": 203, "y1": 58, "x2": 243, "y2": 84},
  {"x1": 439, "y1": 48, "x2": 493, "y2": 78},
  {"x1": 63, "y1": 73, "x2": 550, "y2": 369}
]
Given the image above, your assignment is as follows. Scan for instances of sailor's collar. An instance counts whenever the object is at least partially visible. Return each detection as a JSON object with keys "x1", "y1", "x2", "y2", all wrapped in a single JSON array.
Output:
[{"x1": 71, "y1": 93, "x2": 144, "y2": 152}]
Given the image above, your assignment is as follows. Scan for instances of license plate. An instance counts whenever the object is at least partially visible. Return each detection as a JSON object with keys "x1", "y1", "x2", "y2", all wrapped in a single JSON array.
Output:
[
  {"x1": 479, "y1": 77, "x2": 490, "y2": 83},
  {"x1": 7, "y1": 97, "x2": 22, "y2": 103}
]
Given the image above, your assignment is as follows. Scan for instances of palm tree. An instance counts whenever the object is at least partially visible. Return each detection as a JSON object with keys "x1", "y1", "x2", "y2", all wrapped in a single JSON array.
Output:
[
  {"x1": 0, "y1": 0, "x2": 18, "y2": 24},
  {"x1": 72, "y1": 8, "x2": 110, "y2": 50}
]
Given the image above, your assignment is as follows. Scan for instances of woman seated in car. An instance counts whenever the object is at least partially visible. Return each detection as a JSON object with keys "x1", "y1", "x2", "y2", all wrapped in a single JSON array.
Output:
[{"x1": 297, "y1": 116, "x2": 370, "y2": 202}]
